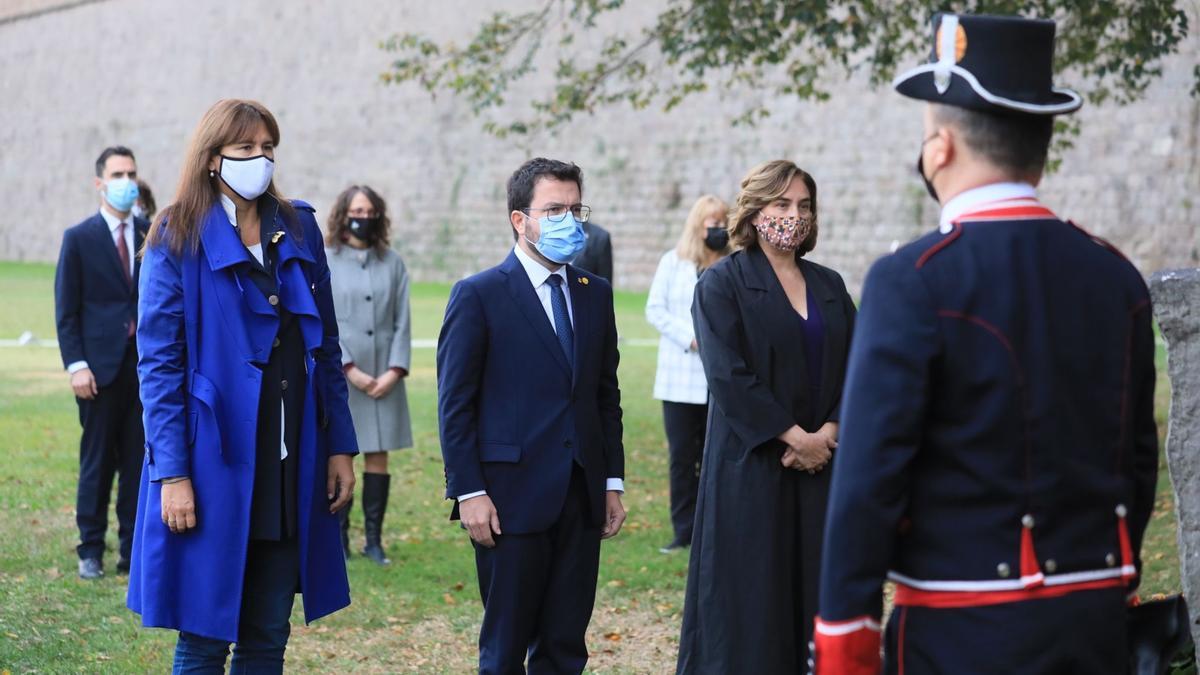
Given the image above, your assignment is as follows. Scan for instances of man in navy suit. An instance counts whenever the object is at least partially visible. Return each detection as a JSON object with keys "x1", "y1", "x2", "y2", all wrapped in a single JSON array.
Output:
[
  {"x1": 437, "y1": 158, "x2": 626, "y2": 674},
  {"x1": 55, "y1": 146, "x2": 149, "y2": 580},
  {"x1": 814, "y1": 14, "x2": 1158, "y2": 674}
]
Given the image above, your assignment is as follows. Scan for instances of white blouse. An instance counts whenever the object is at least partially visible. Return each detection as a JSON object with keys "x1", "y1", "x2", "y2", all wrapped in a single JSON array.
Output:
[{"x1": 645, "y1": 250, "x2": 709, "y2": 405}]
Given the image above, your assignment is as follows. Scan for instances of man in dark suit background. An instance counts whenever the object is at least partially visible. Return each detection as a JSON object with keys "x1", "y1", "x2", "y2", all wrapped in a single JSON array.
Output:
[
  {"x1": 55, "y1": 146, "x2": 149, "y2": 580},
  {"x1": 573, "y1": 220, "x2": 613, "y2": 284},
  {"x1": 437, "y1": 158, "x2": 626, "y2": 674}
]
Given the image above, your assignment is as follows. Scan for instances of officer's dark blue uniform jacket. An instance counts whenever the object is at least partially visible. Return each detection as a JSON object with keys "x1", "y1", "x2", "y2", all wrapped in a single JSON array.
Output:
[{"x1": 817, "y1": 197, "x2": 1158, "y2": 651}]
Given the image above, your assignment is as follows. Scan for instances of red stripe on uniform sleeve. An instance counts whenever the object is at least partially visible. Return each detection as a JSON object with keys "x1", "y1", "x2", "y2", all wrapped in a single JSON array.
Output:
[{"x1": 813, "y1": 615, "x2": 882, "y2": 675}]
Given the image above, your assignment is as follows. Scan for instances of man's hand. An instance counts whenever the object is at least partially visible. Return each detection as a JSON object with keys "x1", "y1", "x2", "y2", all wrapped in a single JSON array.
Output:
[
  {"x1": 70, "y1": 368, "x2": 98, "y2": 400},
  {"x1": 460, "y1": 494, "x2": 502, "y2": 548},
  {"x1": 345, "y1": 366, "x2": 376, "y2": 393},
  {"x1": 601, "y1": 491, "x2": 626, "y2": 539},
  {"x1": 366, "y1": 369, "x2": 403, "y2": 399},
  {"x1": 327, "y1": 454, "x2": 355, "y2": 513},
  {"x1": 161, "y1": 479, "x2": 197, "y2": 534}
]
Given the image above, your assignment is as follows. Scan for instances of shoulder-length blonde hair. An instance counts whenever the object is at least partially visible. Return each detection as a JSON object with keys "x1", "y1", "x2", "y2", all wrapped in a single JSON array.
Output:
[
  {"x1": 729, "y1": 160, "x2": 819, "y2": 256},
  {"x1": 675, "y1": 194, "x2": 730, "y2": 268},
  {"x1": 324, "y1": 185, "x2": 392, "y2": 255},
  {"x1": 145, "y1": 99, "x2": 295, "y2": 254}
]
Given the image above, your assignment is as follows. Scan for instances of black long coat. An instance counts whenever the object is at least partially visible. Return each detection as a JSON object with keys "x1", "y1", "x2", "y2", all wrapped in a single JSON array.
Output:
[{"x1": 677, "y1": 247, "x2": 856, "y2": 674}]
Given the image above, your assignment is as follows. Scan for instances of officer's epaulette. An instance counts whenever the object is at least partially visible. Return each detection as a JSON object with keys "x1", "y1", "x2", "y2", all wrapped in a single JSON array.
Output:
[
  {"x1": 915, "y1": 224, "x2": 964, "y2": 269},
  {"x1": 1067, "y1": 220, "x2": 1133, "y2": 266},
  {"x1": 290, "y1": 199, "x2": 316, "y2": 213}
]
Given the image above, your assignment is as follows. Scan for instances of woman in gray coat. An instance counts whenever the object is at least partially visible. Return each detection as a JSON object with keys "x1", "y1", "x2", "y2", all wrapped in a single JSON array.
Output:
[{"x1": 324, "y1": 185, "x2": 412, "y2": 565}]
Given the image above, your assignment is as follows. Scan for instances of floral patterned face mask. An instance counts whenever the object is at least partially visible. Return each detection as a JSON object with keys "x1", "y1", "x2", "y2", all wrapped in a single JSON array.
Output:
[{"x1": 754, "y1": 215, "x2": 812, "y2": 252}]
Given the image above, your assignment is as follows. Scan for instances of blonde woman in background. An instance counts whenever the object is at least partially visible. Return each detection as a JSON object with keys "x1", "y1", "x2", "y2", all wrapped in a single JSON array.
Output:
[{"x1": 645, "y1": 195, "x2": 731, "y2": 553}]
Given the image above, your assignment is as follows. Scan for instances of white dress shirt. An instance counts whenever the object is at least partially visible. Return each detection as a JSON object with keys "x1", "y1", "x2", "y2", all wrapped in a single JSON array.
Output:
[
  {"x1": 938, "y1": 182, "x2": 1038, "y2": 233},
  {"x1": 458, "y1": 245, "x2": 624, "y2": 502},
  {"x1": 66, "y1": 207, "x2": 136, "y2": 374},
  {"x1": 645, "y1": 250, "x2": 709, "y2": 404}
]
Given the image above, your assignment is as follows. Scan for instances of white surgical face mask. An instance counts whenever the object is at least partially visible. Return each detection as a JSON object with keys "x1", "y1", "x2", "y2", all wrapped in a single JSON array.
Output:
[{"x1": 217, "y1": 155, "x2": 274, "y2": 201}]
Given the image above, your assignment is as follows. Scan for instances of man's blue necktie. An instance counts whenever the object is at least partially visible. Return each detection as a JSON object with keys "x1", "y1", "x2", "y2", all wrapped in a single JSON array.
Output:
[{"x1": 545, "y1": 275, "x2": 575, "y2": 369}]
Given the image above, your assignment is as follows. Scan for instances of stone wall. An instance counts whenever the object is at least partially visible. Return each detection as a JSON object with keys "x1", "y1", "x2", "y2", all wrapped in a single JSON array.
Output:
[{"x1": 0, "y1": 0, "x2": 1196, "y2": 293}]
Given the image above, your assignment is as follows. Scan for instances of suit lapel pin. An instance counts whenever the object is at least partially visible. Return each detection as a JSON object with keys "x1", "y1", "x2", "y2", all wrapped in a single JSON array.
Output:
[
  {"x1": 579, "y1": 277, "x2": 589, "y2": 286},
  {"x1": 271, "y1": 231, "x2": 285, "y2": 244}
]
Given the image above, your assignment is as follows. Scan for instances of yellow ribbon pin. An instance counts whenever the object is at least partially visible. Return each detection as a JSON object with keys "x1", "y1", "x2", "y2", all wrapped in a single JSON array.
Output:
[
  {"x1": 579, "y1": 277, "x2": 589, "y2": 286},
  {"x1": 271, "y1": 231, "x2": 285, "y2": 244}
]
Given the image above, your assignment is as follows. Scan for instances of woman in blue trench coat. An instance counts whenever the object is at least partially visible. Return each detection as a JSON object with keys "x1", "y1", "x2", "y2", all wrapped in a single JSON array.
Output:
[{"x1": 127, "y1": 98, "x2": 358, "y2": 673}]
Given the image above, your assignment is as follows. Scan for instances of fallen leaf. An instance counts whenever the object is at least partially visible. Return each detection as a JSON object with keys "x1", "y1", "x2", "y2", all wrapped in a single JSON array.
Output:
[
  {"x1": 604, "y1": 632, "x2": 622, "y2": 642},
  {"x1": 443, "y1": 593, "x2": 457, "y2": 605}
]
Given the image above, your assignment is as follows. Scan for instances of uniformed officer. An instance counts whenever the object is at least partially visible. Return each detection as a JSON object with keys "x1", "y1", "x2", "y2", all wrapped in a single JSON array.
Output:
[{"x1": 814, "y1": 13, "x2": 1159, "y2": 674}]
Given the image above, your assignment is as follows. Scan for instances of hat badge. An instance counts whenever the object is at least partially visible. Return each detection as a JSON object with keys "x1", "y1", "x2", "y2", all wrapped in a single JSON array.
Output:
[
  {"x1": 932, "y1": 15, "x2": 968, "y2": 94},
  {"x1": 935, "y1": 23, "x2": 968, "y2": 63}
]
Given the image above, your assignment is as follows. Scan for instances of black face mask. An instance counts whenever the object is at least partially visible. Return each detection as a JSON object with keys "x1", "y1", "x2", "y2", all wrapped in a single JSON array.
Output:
[
  {"x1": 703, "y1": 226, "x2": 729, "y2": 251},
  {"x1": 917, "y1": 133, "x2": 942, "y2": 203},
  {"x1": 348, "y1": 217, "x2": 381, "y2": 243}
]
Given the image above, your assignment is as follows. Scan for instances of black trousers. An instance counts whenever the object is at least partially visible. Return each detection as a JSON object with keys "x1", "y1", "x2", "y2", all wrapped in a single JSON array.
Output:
[
  {"x1": 474, "y1": 467, "x2": 602, "y2": 675},
  {"x1": 884, "y1": 587, "x2": 1128, "y2": 674},
  {"x1": 75, "y1": 342, "x2": 143, "y2": 561},
  {"x1": 662, "y1": 401, "x2": 706, "y2": 546}
]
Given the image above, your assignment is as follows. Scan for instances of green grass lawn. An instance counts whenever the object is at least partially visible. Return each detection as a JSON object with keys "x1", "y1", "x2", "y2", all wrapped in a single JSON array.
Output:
[{"x1": 0, "y1": 260, "x2": 1183, "y2": 672}]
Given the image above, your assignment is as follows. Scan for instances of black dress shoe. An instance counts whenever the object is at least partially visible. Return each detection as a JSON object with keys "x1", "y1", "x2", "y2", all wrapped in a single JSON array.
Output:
[
  {"x1": 78, "y1": 558, "x2": 103, "y2": 580},
  {"x1": 658, "y1": 540, "x2": 690, "y2": 554},
  {"x1": 116, "y1": 557, "x2": 131, "y2": 574}
]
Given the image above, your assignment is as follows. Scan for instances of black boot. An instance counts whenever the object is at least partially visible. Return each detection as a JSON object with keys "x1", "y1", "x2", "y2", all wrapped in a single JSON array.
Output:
[
  {"x1": 361, "y1": 473, "x2": 391, "y2": 566},
  {"x1": 338, "y1": 496, "x2": 353, "y2": 559}
]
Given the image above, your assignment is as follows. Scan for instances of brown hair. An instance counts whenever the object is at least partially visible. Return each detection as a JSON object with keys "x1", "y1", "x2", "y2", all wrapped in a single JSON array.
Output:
[
  {"x1": 145, "y1": 99, "x2": 294, "y2": 254},
  {"x1": 324, "y1": 185, "x2": 392, "y2": 254},
  {"x1": 675, "y1": 194, "x2": 730, "y2": 269},
  {"x1": 136, "y1": 179, "x2": 156, "y2": 222},
  {"x1": 729, "y1": 160, "x2": 819, "y2": 256}
]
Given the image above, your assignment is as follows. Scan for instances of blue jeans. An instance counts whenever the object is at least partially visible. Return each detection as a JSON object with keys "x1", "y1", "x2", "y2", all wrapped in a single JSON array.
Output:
[{"x1": 172, "y1": 538, "x2": 299, "y2": 674}]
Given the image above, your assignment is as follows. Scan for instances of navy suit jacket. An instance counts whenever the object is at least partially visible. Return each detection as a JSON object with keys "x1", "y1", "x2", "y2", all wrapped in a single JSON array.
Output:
[
  {"x1": 437, "y1": 251, "x2": 624, "y2": 534},
  {"x1": 55, "y1": 211, "x2": 149, "y2": 387}
]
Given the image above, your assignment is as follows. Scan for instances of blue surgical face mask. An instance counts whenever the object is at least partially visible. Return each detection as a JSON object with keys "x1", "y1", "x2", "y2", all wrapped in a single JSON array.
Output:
[
  {"x1": 103, "y1": 177, "x2": 139, "y2": 213},
  {"x1": 524, "y1": 212, "x2": 586, "y2": 264}
]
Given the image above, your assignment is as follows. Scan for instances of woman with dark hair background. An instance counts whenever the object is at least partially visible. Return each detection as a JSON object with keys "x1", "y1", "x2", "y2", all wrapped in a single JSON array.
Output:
[{"x1": 324, "y1": 185, "x2": 412, "y2": 566}]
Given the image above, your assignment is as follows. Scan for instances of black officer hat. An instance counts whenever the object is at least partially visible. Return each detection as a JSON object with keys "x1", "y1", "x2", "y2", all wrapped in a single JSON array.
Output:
[{"x1": 894, "y1": 13, "x2": 1082, "y2": 115}]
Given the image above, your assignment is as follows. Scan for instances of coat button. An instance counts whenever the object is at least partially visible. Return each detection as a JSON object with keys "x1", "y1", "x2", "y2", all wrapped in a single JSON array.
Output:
[
  {"x1": 996, "y1": 562, "x2": 1011, "y2": 578},
  {"x1": 268, "y1": 294, "x2": 280, "y2": 306},
  {"x1": 367, "y1": 330, "x2": 374, "y2": 336},
  {"x1": 365, "y1": 295, "x2": 372, "y2": 301},
  {"x1": 273, "y1": 337, "x2": 281, "y2": 348},
  {"x1": 1044, "y1": 559, "x2": 1057, "y2": 573},
  {"x1": 281, "y1": 379, "x2": 288, "y2": 391},
  {"x1": 1021, "y1": 514, "x2": 1035, "y2": 529},
  {"x1": 1105, "y1": 553, "x2": 1116, "y2": 567}
]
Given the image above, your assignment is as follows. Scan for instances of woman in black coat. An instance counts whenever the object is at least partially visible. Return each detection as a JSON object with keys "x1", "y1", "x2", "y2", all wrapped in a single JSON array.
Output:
[{"x1": 677, "y1": 160, "x2": 856, "y2": 674}]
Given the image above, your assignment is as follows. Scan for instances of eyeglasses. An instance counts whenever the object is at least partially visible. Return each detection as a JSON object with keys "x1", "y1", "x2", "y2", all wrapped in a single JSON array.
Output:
[{"x1": 523, "y1": 204, "x2": 591, "y2": 223}]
